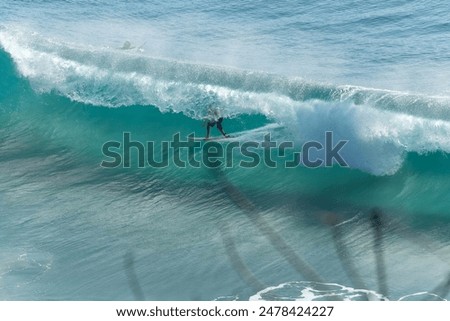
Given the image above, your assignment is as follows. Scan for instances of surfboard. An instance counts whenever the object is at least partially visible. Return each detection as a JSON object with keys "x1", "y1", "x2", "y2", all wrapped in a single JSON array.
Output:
[{"x1": 188, "y1": 135, "x2": 234, "y2": 142}]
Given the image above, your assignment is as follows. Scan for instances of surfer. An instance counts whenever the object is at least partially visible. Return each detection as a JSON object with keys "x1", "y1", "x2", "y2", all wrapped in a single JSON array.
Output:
[{"x1": 204, "y1": 108, "x2": 230, "y2": 139}]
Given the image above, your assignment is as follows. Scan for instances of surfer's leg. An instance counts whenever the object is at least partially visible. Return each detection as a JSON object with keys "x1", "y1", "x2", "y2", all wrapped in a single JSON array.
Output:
[
  {"x1": 206, "y1": 120, "x2": 217, "y2": 139},
  {"x1": 206, "y1": 123, "x2": 212, "y2": 138},
  {"x1": 217, "y1": 120, "x2": 228, "y2": 137}
]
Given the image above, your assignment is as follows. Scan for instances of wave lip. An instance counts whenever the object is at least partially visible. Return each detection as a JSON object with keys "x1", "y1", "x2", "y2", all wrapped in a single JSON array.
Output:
[{"x1": 2, "y1": 27, "x2": 450, "y2": 116}]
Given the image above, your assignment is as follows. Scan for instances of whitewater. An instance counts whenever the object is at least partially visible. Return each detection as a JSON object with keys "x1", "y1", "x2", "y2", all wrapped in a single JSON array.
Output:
[{"x1": 0, "y1": 0, "x2": 449, "y2": 300}]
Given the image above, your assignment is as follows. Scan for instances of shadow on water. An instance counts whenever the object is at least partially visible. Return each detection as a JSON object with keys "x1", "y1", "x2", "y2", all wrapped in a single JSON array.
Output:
[{"x1": 123, "y1": 164, "x2": 449, "y2": 301}]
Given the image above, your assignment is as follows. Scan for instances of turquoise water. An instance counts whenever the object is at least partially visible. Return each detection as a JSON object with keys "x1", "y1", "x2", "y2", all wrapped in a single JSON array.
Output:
[{"x1": 0, "y1": 1, "x2": 449, "y2": 300}]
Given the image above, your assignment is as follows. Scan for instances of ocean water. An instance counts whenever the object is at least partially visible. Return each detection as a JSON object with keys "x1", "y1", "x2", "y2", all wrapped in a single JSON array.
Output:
[{"x1": 0, "y1": 0, "x2": 449, "y2": 300}]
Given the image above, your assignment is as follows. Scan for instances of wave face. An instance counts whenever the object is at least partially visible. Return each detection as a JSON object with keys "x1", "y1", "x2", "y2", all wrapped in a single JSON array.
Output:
[{"x1": 0, "y1": 14, "x2": 449, "y2": 301}]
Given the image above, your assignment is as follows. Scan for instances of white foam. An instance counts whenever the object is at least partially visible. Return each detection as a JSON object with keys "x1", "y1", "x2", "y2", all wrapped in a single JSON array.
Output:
[
  {"x1": 249, "y1": 281, "x2": 386, "y2": 301},
  {"x1": 285, "y1": 100, "x2": 450, "y2": 175},
  {"x1": 399, "y1": 292, "x2": 447, "y2": 301}
]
